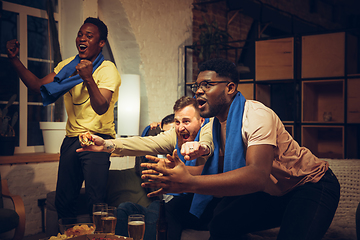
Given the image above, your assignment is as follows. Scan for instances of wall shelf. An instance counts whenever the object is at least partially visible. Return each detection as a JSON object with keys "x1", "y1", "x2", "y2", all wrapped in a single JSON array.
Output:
[
  {"x1": 302, "y1": 126, "x2": 344, "y2": 159},
  {"x1": 255, "y1": 37, "x2": 294, "y2": 81},
  {"x1": 184, "y1": 31, "x2": 360, "y2": 158},
  {"x1": 247, "y1": 31, "x2": 359, "y2": 158},
  {"x1": 302, "y1": 79, "x2": 344, "y2": 123}
]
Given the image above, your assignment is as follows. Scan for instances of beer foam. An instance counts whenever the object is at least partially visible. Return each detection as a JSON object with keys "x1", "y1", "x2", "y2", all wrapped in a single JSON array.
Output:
[{"x1": 128, "y1": 221, "x2": 145, "y2": 226}]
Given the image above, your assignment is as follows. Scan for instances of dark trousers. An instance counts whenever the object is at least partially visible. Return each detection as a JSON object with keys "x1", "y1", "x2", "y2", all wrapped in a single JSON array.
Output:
[
  {"x1": 166, "y1": 194, "x2": 222, "y2": 240},
  {"x1": 55, "y1": 135, "x2": 111, "y2": 219},
  {"x1": 166, "y1": 169, "x2": 340, "y2": 240}
]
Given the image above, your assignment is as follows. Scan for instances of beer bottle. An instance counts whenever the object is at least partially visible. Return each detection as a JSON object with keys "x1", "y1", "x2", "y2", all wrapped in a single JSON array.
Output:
[{"x1": 156, "y1": 199, "x2": 168, "y2": 240}]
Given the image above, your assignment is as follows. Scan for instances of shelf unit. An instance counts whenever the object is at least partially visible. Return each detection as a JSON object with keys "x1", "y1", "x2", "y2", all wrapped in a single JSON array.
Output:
[
  {"x1": 300, "y1": 32, "x2": 359, "y2": 158},
  {"x1": 301, "y1": 79, "x2": 344, "y2": 123},
  {"x1": 184, "y1": 31, "x2": 359, "y2": 158},
  {"x1": 301, "y1": 126, "x2": 344, "y2": 159},
  {"x1": 252, "y1": 36, "x2": 298, "y2": 139},
  {"x1": 238, "y1": 31, "x2": 360, "y2": 158},
  {"x1": 255, "y1": 37, "x2": 294, "y2": 81}
]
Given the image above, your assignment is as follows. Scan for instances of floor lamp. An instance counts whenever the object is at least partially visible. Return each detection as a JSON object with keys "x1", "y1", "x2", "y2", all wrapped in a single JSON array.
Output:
[{"x1": 117, "y1": 74, "x2": 141, "y2": 137}]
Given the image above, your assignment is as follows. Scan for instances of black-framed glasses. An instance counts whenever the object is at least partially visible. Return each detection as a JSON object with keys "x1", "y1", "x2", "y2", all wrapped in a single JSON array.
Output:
[{"x1": 190, "y1": 80, "x2": 229, "y2": 93}]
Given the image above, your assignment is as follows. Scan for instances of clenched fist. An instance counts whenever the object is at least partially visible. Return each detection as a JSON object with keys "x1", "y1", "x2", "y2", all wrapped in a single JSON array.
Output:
[
  {"x1": 6, "y1": 39, "x2": 20, "y2": 59},
  {"x1": 76, "y1": 59, "x2": 93, "y2": 82}
]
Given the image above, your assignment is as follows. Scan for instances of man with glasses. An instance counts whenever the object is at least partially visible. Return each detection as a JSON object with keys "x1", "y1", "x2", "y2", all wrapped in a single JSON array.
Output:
[{"x1": 141, "y1": 58, "x2": 340, "y2": 240}]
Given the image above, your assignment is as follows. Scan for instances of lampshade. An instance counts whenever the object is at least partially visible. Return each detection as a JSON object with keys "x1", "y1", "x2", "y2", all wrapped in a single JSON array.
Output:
[{"x1": 117, "y1": 74, "x2": 141, "y2": 136}]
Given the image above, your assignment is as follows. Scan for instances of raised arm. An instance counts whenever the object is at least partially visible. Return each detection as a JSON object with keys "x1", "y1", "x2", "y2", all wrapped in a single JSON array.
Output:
[{"x1": 7, "y1": 39, "x2": 55, "y2": 93}]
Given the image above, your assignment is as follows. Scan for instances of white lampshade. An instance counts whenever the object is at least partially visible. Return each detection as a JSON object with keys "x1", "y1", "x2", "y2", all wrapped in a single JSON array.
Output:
[{"x1": 117, "y1": 74, "x2": 141, "y2": 136}]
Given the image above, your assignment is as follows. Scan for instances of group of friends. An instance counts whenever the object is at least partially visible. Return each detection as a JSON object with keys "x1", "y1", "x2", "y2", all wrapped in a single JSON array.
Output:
[{"x1": 7, "y1": 17, "x2": 340, "y2": 240}]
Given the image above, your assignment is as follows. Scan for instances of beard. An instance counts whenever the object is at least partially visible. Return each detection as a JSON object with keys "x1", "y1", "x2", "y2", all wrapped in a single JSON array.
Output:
[
  {"x1": 200, "y1": 90, "x2": 228, "y2": 119},
  {"x1": 177, "y1": 129, "x2": 200, "y2": 148}
]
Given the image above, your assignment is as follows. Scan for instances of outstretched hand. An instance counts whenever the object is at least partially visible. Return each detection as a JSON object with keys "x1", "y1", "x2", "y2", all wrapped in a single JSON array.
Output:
[
  {"x1": 141, "y1": 149, "x2": 192, "y2": 198},
  {"x1": 76, "y1": 134, "x2": 106, "y2": 152},
  {"x1": 181, "y1": 141, "x2": 210, "y2": 161}
]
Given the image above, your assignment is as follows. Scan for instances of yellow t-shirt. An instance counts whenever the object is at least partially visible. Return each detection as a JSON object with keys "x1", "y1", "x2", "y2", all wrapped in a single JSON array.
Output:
[{"x1": 54, "y1": 56, "x2": 121, "y2": 138}]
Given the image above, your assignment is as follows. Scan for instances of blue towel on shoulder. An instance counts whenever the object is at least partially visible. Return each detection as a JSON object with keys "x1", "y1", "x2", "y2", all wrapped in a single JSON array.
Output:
[
  {"x1": 189, "y1": 92, "x2": 247, "y2": 218},
  {"x1": 40, "y1": 52, "x2": 104, "y2": 106}
]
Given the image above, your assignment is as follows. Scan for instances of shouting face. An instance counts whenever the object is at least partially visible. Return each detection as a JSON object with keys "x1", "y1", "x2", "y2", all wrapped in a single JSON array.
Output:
[
  {"x1": 76, "y1": 23, "x2": 105, "y2": 62},
  {"x1": 195, "y1": 71, "x2": 230, "y2": 121},
  {"x1": 175, "y1": 105, "x2": 204, "y2": 148}
]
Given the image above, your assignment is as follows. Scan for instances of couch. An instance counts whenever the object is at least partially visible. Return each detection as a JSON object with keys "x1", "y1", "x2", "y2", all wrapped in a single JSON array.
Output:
[{"x1": 46, "y1": 159, "x2": 360, "y2": 240}]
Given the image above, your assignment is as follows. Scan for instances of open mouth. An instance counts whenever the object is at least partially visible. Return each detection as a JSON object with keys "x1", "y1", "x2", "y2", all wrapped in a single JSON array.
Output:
[
  {"x1": 181, "y1": 133, "x2": 190, "y2": 141},
  {"x1": 197, "y1": 98, "x2": 207, "y2": 108},
  {"x1": 78, "y1": 44, "x2": 87, "y2": 52}
]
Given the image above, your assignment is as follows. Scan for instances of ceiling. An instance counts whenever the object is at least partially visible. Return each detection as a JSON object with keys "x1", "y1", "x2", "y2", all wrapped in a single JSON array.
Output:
[{"x1": 224, "y1": 0, "x2": 360, "y2": 35}]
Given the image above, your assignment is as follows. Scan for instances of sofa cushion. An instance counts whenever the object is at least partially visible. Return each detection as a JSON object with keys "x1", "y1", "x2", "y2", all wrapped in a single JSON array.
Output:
[{"x1": 321, "y1": 159, "x2": 360, "y2": 240}]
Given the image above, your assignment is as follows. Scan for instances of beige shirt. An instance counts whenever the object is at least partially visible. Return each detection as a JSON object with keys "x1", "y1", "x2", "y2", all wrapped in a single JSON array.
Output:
[
  {"x1": 112, "y1": 123, "x2": 213, "y2": 165},
  {"x1": 201, "y1": 100, "x2": 328, "y2": 195}
]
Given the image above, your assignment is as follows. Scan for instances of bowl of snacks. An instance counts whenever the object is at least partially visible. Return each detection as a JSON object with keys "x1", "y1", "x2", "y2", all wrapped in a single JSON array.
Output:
[{"x1": 59, "y1": 217, "x2": 95, "y2": 237}]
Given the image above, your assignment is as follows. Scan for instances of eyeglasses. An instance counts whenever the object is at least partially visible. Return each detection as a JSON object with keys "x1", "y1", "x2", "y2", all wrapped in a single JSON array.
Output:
[{"x1": 190, "y1": 80, "x2": 229, "y2": 93}]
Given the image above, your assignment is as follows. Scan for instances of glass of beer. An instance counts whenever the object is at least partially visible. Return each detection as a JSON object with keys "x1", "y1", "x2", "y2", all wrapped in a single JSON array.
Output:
[
  {"x1": 93, "y1": 203, "x2": 108, "y2": 233},
  {"x1": 128, "y1": 214, "x2": 145, "y2": 240},
  {"x1": 102, "y1": 206, "x2": 117, "y2": 235}
]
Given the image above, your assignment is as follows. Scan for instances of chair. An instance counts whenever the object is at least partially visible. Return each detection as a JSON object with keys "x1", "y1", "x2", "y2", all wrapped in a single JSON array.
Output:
[{"x1": 0, "y1": 177, "x2": 25, "y2": 240}]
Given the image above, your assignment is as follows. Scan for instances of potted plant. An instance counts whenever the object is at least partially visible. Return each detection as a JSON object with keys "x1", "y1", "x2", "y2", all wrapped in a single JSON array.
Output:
[
  {"x1": 0, "y1": 94, "x2": 18, "y2": 155},
  {"x1": 192, "y1": 16, "x2": 232, "y2": 63}
]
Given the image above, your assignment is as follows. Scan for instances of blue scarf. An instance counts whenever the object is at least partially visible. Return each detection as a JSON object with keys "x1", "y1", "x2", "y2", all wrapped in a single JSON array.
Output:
[
  {"x1": 189, "y1": 92, "x2": 247, "y2": 218},
  {"x1": 40, "y1": 52, "x2": 104, "y2": 106}
]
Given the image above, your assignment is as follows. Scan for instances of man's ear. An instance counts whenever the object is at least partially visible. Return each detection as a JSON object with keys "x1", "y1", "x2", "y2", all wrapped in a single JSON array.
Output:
[
  {"x1": 227, "y1": 81, "x2": 237, "y2": 94},
  {"x1": 99, "y1": 40, "x2": 106, "y2": 48},
  {"x1": 200, "y1": 117, "x2": 205, "y2": 126}
]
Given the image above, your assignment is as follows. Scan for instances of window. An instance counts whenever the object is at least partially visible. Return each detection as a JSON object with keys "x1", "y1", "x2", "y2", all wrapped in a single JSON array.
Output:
[{"x1": 0, "y1": 0, "x2": 59, "y2": 153}]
